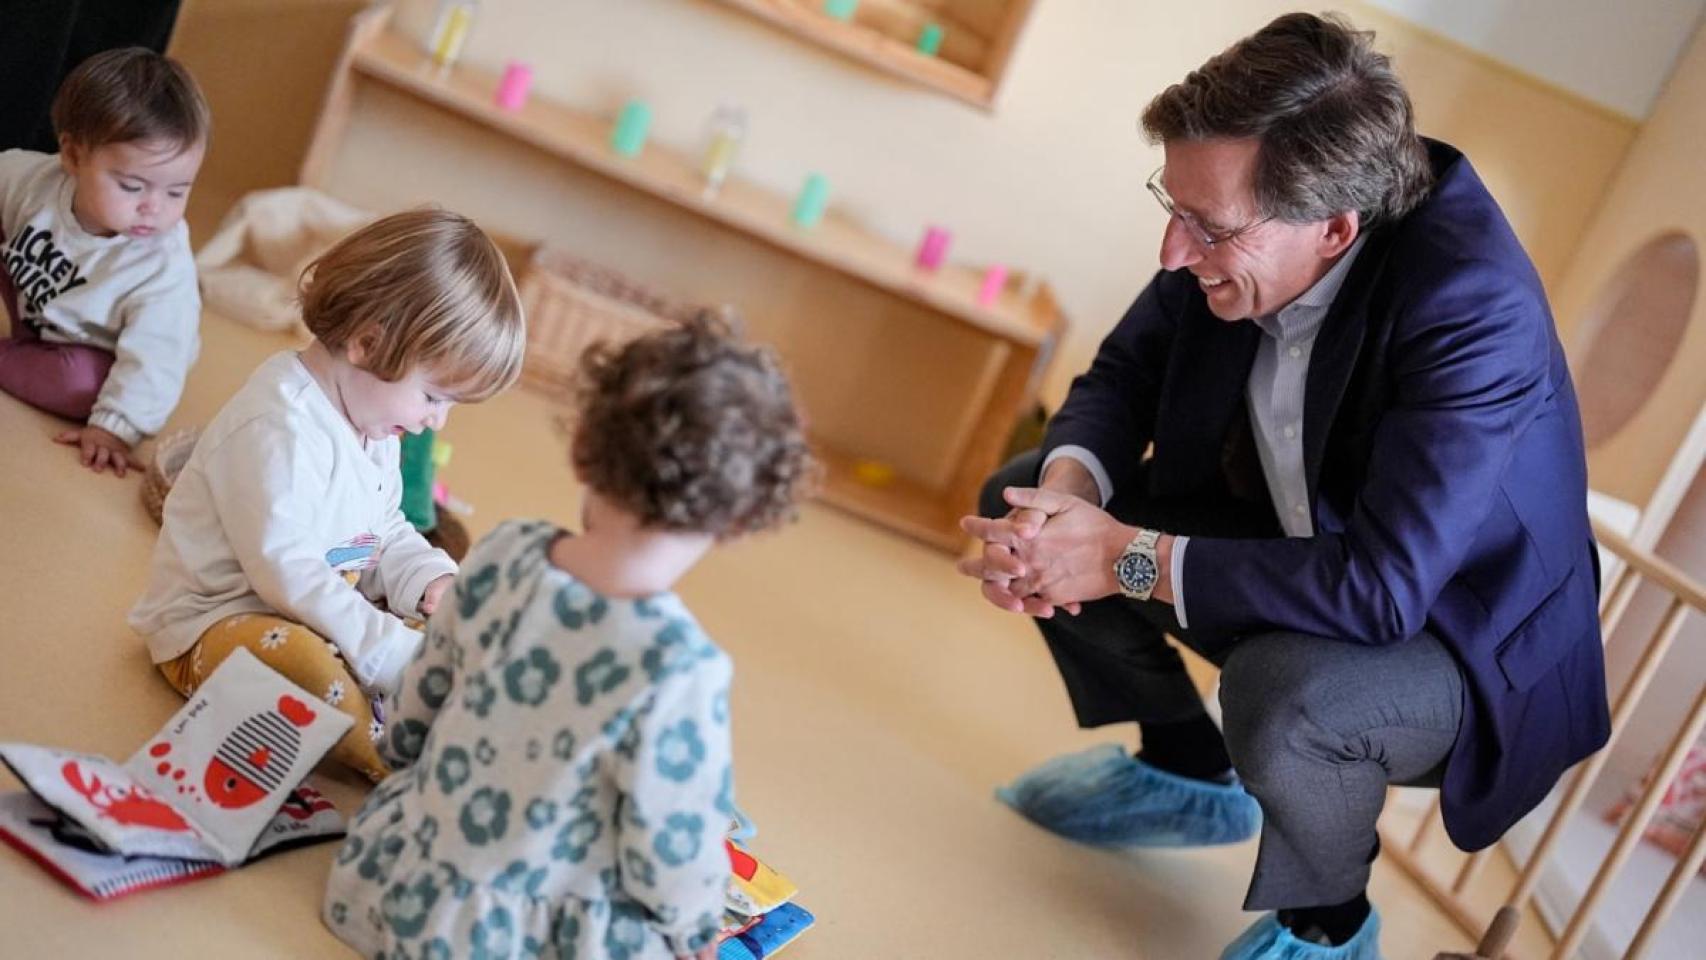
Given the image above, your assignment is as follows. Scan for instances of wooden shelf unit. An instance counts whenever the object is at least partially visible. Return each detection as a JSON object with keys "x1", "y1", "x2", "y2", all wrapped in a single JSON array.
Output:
[
  {"x1": 301, "y1": 6, "x2": 1065, "y2": 552},
  {"x1": 708, "y1": 0, "x2": 1036, "y2": 109}
]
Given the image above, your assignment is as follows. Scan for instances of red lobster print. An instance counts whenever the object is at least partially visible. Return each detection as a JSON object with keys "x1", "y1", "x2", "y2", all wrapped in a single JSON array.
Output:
[{"x1": 61, "y1": 761, "x2": 193, "y2": 832}]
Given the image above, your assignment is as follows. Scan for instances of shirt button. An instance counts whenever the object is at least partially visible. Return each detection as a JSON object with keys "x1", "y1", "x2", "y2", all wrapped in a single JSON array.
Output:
[
  {"x1": 1283, "y1": 425, "x2": 1297, "y2": 439},
  {"x1": 1288, "y1": 346, "x2": 1302, "y2": 358},
  {"x1": 1293, "y1": 502, "x2": 1307, "y2": 514}
]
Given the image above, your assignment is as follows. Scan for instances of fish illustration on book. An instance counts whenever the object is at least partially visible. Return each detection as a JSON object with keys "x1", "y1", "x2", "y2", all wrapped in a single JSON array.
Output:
[{"x1": 204, "y1": 695, "x2": 317, "y2": 810}]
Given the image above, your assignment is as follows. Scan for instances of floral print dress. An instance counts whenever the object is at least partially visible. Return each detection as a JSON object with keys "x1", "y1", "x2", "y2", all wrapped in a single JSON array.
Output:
[{"x1": 323, "y1": 520, "x2": 734, "y2": 959}]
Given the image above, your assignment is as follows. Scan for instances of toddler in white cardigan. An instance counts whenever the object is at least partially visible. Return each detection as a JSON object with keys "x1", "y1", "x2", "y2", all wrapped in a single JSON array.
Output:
[{"x1": 129, "y1": 208, "x2": 526, "y2": 780}]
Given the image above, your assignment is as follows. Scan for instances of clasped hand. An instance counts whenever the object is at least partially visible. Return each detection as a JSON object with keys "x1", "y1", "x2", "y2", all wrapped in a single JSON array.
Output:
[{"x1": 956, "y1": 486, "x2": 1134, "y2": 618}]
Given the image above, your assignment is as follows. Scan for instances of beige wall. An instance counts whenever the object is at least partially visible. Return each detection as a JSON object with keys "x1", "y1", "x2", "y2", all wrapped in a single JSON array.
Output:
[
  {"x1": 169, "y1": 0, "x2": 369, "y2": 235},
  {"x1": 220, "y1": 0, "x2": 1635, "y2": 408},
  {"x1": 1553, "y1": 22, "x2": 1706, "y2": 509}
]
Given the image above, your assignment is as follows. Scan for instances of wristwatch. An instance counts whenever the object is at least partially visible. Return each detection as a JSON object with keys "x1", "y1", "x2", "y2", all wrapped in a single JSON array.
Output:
[{"x1": 1114, "y1": 528, "x2": 1162, "y2": 602}]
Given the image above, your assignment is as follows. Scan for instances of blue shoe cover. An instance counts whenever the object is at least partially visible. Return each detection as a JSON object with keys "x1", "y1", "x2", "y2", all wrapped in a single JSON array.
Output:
[
  {"x1": 1220, "y1": 908, "x2": 1382, "y2": 960},
  {"x1": 994, "y1": 744, "x2": 1260, "y2": 847}
]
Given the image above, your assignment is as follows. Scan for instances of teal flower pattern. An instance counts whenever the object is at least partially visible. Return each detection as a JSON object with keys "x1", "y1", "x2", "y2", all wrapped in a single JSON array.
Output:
[
  {"x1": 622, "y1": 846, "x2": 656, "y2": 888},
  {"x1": 573, "y1": 649, "x2": 629, "y2": 705},
  {"x1": 457, "y1": 565, "x2": 499, "y2": 619},
  {"x1": 477, "y1": 609, "x2": 521, "y2": 652},
  {"x1": 503, "y1": 646, "x2": 561, "y2": 706},
  {"x1": 554, "y1": 581, "x2": 609, "y2": 630},
  {"x1": 357, "y1": 833, "x2": 405, "y2": 882},
  {"x1": 551, "y1": 810, "x2": 602, "y2": 863},
  {"x1": 640, "y1": 619, "x2": 708, "y2": 683},
  {"x1": 412, "y1": 816, "x2": 439, "y2": 858},
  {"x1": 603, "y1": 903, "x2": 648, "y2": 960},
  {"x1": 436, "y1": 745, "x2": 472, "y2": 795},
  {"x1": 321, "y1": 520, "x2": 733, "y2": 960},
  {"x1": 655, "y1": 719, "x2": 705, "y2": 782},
  {"x1": 653, "y1": 813, "x2": 705, "y2": 867},
  {"x1": 462, "y1": 670, "x2": 497, "y2": 718},
  {"x1": 390, "y1": 718, "x2": 429, "y2": 759},
  {"x1": 458, "y1": 787, "x2": 511, "y2": 846},
  {"x1": 417, "y1": 666, "x2": 453, "y2": 710},
  {"x1": 468, "y1": 906, "x2": 516, "y2": 960},
  {"x1": 551, "y1": 728, "x2": 576, "y2": 760},
  {"x1": 380, "y1": 872, "x2": 440, "y2": 938},
  {"x1": 525, "y1": 798, "x2": 557, "y2": 830}
]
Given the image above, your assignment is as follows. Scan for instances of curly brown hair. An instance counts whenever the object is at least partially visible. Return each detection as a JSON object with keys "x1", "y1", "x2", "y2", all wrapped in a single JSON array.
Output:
[{"x1": 570, "y1": 311, "x2": 816, "y2": 538}]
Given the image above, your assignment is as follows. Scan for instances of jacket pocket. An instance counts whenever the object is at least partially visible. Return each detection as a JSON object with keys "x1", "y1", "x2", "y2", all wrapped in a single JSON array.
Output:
[{"x1": 1495, "y1": 562, "x2": 1594, "y2": 691}]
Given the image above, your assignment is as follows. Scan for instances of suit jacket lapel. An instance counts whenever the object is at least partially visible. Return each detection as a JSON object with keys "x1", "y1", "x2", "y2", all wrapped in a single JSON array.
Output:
[
  {"x1": 1166, "y1": 299, "x2": 1261, "y2": 485},
  {"x1": 1303, "y1": 234, "x2": 1390, "y2": 506}
]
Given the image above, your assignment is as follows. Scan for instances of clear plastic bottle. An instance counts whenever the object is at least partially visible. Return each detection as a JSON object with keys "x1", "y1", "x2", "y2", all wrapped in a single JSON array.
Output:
[
  {"x1": 701, "y1": 105, "x2": 747, "y2": 199},
  {"x1": 428, "y1": 1, "x2": 479, "y2": 70}
]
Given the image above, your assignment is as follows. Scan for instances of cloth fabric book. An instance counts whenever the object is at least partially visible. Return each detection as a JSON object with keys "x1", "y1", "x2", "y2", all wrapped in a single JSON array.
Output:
[
  {"x1": 0, "y1": 648, "x2": 350, "y2": 867},
  {"x1": 0, "y1": 782, "x2": 343, "y2": 901},
  {"x1": 720, "y1": 839, "x2": 813, "y2": 958}
]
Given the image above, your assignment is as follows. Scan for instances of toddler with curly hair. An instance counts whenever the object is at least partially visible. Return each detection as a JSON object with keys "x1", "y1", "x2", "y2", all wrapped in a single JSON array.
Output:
[{"x1": 323, "y1": 312, "x2": 815, "y2": 959}]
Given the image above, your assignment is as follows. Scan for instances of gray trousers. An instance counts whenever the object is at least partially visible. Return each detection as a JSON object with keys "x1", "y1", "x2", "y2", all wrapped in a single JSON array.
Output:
[{"x1": 981, "y1": 452, "x2": 1465, "y2": 909}]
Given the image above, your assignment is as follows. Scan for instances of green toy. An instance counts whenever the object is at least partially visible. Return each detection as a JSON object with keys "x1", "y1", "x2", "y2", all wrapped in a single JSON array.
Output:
[{"x1": 399, "y1": 428, "x2": 440, "y2": 533}]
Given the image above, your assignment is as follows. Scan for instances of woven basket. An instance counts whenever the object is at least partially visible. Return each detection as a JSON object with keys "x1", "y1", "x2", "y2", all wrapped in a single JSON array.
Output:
[
  {"x1": 515, "y1": 246, "x2": 702, "y2": 399},
  {"x1": 141, "y1": 427, "x2": 199, "y2": 525}
]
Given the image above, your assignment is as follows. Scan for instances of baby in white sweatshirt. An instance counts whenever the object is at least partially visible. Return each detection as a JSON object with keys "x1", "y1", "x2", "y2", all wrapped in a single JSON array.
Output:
[
  {"x1": 129, "y1": 208, "x2": 526, "y2": 781},
  {"x1": 0, "y1": 47, "x2": 209, "y2": 476}
]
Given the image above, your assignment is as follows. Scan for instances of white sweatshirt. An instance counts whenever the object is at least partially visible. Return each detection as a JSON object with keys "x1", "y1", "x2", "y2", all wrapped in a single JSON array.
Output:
[
  {"x1": 0, "y1": 149, "x2": 200, "y2": 445},
  {"x1": 129, "y1": 351, "x2": 457, "y2": 696}
]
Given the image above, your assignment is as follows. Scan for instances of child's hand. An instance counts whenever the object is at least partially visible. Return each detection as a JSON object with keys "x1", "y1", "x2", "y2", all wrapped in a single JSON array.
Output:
[
  {"x1": 54, "y1": 425, "x2": 137, "y2": 478},
  {"x1": 418, "y1": 573, "x2": 454, "y2": 616}
]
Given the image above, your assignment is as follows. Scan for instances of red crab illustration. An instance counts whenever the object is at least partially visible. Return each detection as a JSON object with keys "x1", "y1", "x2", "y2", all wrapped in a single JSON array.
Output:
[{"x1": 61, "y1": 761, "x2": 193, "y2": 832}]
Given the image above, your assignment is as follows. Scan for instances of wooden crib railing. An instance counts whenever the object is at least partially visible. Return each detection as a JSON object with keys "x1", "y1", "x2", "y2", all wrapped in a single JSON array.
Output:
[{"x1": 1381, "y1": 520, "x2": 1706, "y2": 960}]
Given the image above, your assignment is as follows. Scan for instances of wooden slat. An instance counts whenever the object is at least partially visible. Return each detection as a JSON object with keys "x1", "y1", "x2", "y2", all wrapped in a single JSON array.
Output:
[
  {"x1": 1551, "y1": 681, "x2": 1706, "y2": 958},
  {"x1": 1624, "y1": 817, "x2": 1706, "y2": 959},
  {"x1": 1384, "y1": 523, "x2": 1706, "y2": 958},
  {"x1": 1593, "y1": 519, "x2": 1706, "y2": 613},
  {"x1": 1510, "y1": 598, "x2": 1691, "y2": 910}
]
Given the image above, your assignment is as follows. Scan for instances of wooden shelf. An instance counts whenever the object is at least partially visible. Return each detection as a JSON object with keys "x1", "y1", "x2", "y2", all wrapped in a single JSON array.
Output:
[
  {"x1": 709, "y1": 0, "x2": 1037, "y2": 109},
  {"x1": 300, "y1": 6, "x2": 1065, "y2": 552},
  {"x1": 324, "y1": 28, "x2": 1053, "y2": 347}
]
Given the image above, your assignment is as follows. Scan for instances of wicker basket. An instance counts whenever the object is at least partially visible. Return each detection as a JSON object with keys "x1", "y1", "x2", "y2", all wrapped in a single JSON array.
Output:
[
  {"x1": 515, "y1": 246, "x2": 702, "y2": 399},
  {"x1": 141, "y1": 427, "x2": 199, "y2": 525}
]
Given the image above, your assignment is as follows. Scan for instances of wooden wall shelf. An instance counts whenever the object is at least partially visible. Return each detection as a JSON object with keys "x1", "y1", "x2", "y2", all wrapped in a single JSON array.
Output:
[
  {"x1": 301, "y1": 6, "x2": 1065, "y2": 552},
  {"x1": 709, "y1": 0, "x2": 1036, "y2": 109}
]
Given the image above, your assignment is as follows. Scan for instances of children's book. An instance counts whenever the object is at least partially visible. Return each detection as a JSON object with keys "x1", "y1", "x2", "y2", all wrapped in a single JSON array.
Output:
[
  {"x1": 0, "y1": 648, "x2": 351, "y2": 869},
  {"x1": 0, "y1": 782, "x2": 343, "y2": 901},
  {"x1": 718, "y1": 903, "x2": 816, "y2": 959},
  {"x1": 720, "y1": 840, "x2": 814, "y2": 958}
]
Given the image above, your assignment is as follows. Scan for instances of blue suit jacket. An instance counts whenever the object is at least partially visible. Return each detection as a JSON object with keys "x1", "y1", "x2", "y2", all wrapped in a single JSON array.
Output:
[{"x1": 1042, "y1": 140, "x2": 1611, "y2": 851}]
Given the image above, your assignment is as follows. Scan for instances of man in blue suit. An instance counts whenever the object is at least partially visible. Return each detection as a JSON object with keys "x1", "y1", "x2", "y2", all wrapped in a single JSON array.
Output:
[{"x1": 961, "y1": 13, "x2": 1610, "y2": 959}]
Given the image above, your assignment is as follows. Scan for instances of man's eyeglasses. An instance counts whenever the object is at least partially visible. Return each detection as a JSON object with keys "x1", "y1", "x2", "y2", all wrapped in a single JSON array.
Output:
[{"x1": 1146, "y1": 167, "x2": 1273, "y2": 249}]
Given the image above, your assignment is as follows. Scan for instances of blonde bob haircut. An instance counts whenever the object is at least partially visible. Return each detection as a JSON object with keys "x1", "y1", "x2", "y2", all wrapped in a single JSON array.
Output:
[{"x1": 300, "y1": 208, "x2": 525, "y2": 402}]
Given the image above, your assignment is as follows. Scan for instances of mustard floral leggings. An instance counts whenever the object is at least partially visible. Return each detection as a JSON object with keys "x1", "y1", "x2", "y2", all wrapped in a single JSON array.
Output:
[{"x1": 158, "y1": 613, "x2": 402, "y2": 782}]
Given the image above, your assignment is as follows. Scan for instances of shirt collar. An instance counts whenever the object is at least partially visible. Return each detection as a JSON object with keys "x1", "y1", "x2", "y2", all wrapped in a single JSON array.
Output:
[
  {"x1": 1257, "y1": 234, "x2": 1368, "y2": 340},
  {"x1": 1289, "y1": 234, "x2": 1367, "y2": 312}
]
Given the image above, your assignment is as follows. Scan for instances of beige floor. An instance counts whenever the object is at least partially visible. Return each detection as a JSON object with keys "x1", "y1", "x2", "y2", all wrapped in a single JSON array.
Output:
[{"x1": 0, "y1": 308, "x2": 1498, "y2": 957}]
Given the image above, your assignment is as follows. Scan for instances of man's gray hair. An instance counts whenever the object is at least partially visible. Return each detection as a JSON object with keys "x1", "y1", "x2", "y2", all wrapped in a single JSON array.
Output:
[{"x1": 1142, "y1": 12, "x2": 1434, "y2": 228}]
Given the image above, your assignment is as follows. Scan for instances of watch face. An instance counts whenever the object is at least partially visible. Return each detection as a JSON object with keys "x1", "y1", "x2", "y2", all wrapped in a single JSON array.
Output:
[{"x1": 1116, "y1": 551, "x2": 1158, "y2": 594}]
